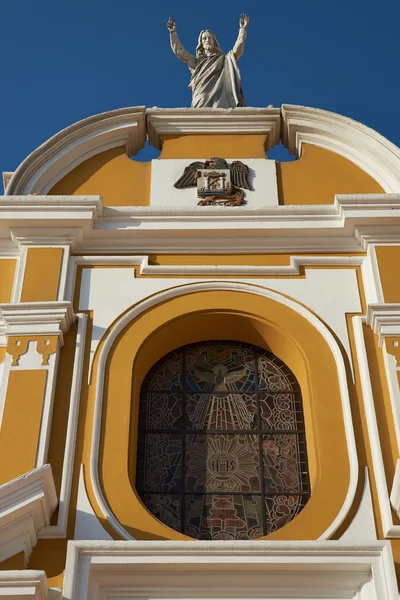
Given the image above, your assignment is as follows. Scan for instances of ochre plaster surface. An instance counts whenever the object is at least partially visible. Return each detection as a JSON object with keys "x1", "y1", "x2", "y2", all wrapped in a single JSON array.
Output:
[
  {"x1": 21, "y1": 248, "x2": 63, "y2": 302},
  {"x1": 375, "y1": 246, "x2": 400, "y2": 302},
  {"x1": 159, "y1": 134, "x2": 269, "y2": 159},
  {"x1": 0, "y1": 369, "x2": 47, "y2": 484},
  {"x1": 48, "y1": 140, "x2": 383, "y2": 207},
  {"x1": 0, "y1": 259, "x2": 16, "y2": 303},
  {"x1": 49, "y1": 147, "x2": 151, "y2": 207},
  {"x1": 277, "y1": 144, "x2": 384, "y2": 205}
]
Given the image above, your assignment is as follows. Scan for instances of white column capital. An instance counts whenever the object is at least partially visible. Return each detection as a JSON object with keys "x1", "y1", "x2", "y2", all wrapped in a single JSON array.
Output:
[
  {"x1": 0, "y1": 301, "x2": 75, "y2": 345},
  {"x1": 367, "y1": 303, "x2": 400, "y2": 346}
]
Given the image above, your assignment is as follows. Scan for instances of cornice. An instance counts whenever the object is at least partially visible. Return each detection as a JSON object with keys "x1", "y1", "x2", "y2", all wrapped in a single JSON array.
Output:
[
  {"x1": 0, "y1": 195, "x2": 102, "y2": 243},
  {"x1": 367, "y1": 303, "x2": 400, "y2": 346},
  {"x1": 2, "y1": 172, "x2": 13, "y2": 193},
  {"x1": 0, "y1": 571, "x2": 60, "y2": 599},
  {"x1": 146, "y1": 106, "x2": 281, "y2": 150},
  {"x1": 0, "y1": 464, "x2": 57, "y2": 565},
  {"x1": 0, "y1": 194, "x2": 400, "y2": 253},
  {"x1": 0, "y1": 301, "x2": 75, "y2": 344},
  {"x1": 282, "y1": 104, "x2": 400, "y2": 192},
  {"x1": 63, "y1": 540, "x2": 398, "y2": 600},
  {"x1": 5, "y1": 108, "x2": 146, "y2": 195}
]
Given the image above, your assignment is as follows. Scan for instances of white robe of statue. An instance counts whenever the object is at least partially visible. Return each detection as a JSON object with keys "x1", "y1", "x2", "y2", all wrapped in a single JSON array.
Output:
[{"x1": 167, "y1": 16, "x2": 249, "y2": 109}]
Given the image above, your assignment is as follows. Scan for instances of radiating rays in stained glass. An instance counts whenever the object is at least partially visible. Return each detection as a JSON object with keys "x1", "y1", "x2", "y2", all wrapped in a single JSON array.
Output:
[
  {"x1": 186, "y1": 434, "x2": 260, "y2": 493},
  {"x1": 135, "y1": 340, "x2": 310, "y2": 539},
  {"x1": 186, "y1": 393, "x2": 257, "y2": 430}
]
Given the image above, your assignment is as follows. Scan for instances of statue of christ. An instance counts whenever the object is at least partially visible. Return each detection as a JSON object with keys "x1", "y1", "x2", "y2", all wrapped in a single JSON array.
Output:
[{"x1": 167, "y1": 15, "x2": 250, "y2": 109}]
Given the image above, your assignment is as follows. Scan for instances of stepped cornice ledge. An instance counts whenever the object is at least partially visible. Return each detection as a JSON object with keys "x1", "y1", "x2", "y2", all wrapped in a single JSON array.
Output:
[
  {"x1": 146, "y1": 106, "x2": 282, "y2": 149},
  {"x1": 0, "y1": 571, "x2": 60, "y2": 599},
  {"x1": 0, "y1": 193, "x2": 399, "y2": 254}
]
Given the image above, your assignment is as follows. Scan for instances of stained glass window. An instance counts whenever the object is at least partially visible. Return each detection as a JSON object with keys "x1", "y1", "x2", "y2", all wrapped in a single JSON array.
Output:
[{"x1": 136, "y1": 341, "x2": 310, "y2": 540}]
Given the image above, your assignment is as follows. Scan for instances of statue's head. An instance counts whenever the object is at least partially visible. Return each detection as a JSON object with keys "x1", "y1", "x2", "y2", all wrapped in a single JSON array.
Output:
[{"x1": 196, "y1": 30, "x2": 222, "y2": 57}]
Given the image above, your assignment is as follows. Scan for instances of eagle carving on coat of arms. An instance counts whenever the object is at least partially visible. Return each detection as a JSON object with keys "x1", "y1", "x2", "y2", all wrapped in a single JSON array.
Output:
[{"x1": 173, "y1": 157, "x2": 252, "y2": 206}]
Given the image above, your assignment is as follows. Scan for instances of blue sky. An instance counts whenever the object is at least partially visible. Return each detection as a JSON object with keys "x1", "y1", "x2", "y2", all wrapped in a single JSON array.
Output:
[{"x1": 1, "y1": 0, "x2": 399, "y2": 190}]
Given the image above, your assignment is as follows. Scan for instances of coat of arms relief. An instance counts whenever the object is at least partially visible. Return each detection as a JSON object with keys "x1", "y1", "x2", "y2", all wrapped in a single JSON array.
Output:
[{"x1": 174, "y1": 158, "x2": 252, "y2": 206}]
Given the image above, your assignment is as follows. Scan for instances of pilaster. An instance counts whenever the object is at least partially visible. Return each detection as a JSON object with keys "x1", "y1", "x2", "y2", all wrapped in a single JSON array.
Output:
[{"x1": 0, "y1": 302, "x2": 75, "y2": 483}]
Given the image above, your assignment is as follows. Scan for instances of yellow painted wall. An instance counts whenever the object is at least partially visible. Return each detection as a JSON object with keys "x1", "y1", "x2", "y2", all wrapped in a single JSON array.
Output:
[
  {"x1": 159, "y1": 134, "x2": 269, "y2": 159},
  {"x1": 48, "y1": 138, "x2": 383, "y2": 208},
  {"x1": 0, "y1": 369, "x2": 47, "y2": 484},
  {"x1": 49, "y1": 147, "x2": 151, "y2": 207},
  {"x1": 277, "y1": 144, "x2": 384, "y2": 205},
  {"x1": 375, "y1": 246, "x2": 400, "y2": 302},
  {"x1": 0, "y1": 259, "x2": 16, "y2": 303},
  {"x1": 21, "y1": 248, "x2": 63, "y2": 302}
]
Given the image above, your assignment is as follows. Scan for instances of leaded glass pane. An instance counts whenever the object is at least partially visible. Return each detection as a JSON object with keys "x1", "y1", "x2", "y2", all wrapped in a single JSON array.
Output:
[
  {"x1": 262, "y1": 434, "x2": 307, "y2": 493},
  {"x1": 259, "y1": 393, "x2": 303, "y2": 431},
  {"x1": 185, "y1": 494, "x2": 264, "y2": 540},
  {"x1": 135, "y1": 340, "x2": 310, "y2": 538},
  {"x1": 140, "y1": 392, "x2": 183, "y2": 429},
  {"x1": 136, "y1": 434, "x2": 183, "y2": 492},
  {"x1": 185, "y1": 344, "x2": 256, "y2": 393},
  {"x1": 258, "y1": 355, "x2": 300, "y2": 393},
  {"x1": 186, "y1": 434, "x2": 261, "y2": 493},
  {"x1": 185, "y1": 393, "x2": 257, "y2": 430},
  {"x1": 147, "y1": 352, "x2": 183, "y2": 391},
  {"x1": 142, "y1": 494, "x2": 182, "y2": 532},
  {"x1": 264, "y1": 494, "x2": 308, "y2": 533}
]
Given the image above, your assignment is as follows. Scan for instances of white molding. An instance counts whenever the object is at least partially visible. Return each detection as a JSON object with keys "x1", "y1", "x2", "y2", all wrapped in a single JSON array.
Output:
[
  {"x1": 89, "y1": 281, "x2": 358, "y2": 541},
  {"x1": 382, "y1": 349, "x2": 400, "y2": 460},
  {"x1": 5, "y1": 108, "x2": 146, "y2": 195},
  {"x1": 35, "y1": 352, "x2": 59, "y2": 467},
  {"x1": 39, "y1": 314, "x2": 87, "y2": 538},
  {"x1": 340, "y1": 467, "x2": 377, "y2": 540},
  {"x1": 63, "y1": 540, "x2": 398, "y2": 600},
  {"x1": 364, "y1": 244, "x2": 384, "y2": 304},
  {"x1": 0, "y1": 465, "x2": 57, "y2": 565},
  {"x1": 1, "y1": 194, "x2": 400, "y2": 253},
  {"x1": 1, "y1": 172, "x2": 13, "y2": 193},
  {"x1": 0, "y1": 195, "x2": 102, "y2": 243},
  {"x1": 146, "y1": 106, "x2": 281, "y2": 150},
  {"x1": 0, "y1": 570, "x2": 60, "y2": 599},
  {"x1": 353, "y1": 315, "x2": 400, "y2": 537},
  {"x1": 390, "y1": 459, "x2": 400, "y2": 518},
  {"x1": 65, "y1": 254, "x2": 366, "y2": 303},
  {"x1": 0, "y1": 301, "x2": 75, "y2": 345},
  {"x1": 367, "y1": 303, "x2": 400, "y2": 347},
  {"x1": 282, "y1": 104, "x2": 400, "y2": 193},
  {"x1": 58, "y1": 193, "x2": 400, "y2": 253}
]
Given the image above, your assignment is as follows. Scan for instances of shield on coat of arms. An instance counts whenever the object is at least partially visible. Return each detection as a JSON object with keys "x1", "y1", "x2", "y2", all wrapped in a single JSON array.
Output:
[{"x1": 197, "y1": 169, "x2": 231, "y2": 197}]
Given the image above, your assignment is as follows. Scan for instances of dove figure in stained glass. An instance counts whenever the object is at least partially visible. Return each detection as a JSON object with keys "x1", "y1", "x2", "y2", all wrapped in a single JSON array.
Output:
[{"x1": 193, "y1": 364, "x2": 247, "y2": 392}]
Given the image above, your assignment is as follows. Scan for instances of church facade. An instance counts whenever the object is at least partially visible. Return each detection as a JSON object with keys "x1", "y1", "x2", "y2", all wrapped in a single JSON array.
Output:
[{"x1": 1, "y1": 105, "x2": 400, "y2": 598}]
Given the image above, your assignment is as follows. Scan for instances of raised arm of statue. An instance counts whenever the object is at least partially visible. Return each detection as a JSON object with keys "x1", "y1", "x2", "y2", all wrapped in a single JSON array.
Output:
[
  {"x1": 167, "y1": 17, "x2": 197, "y2": 70},
  {"x1": 232, "y1": 14, "x2": 250, "y2": 61}
]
